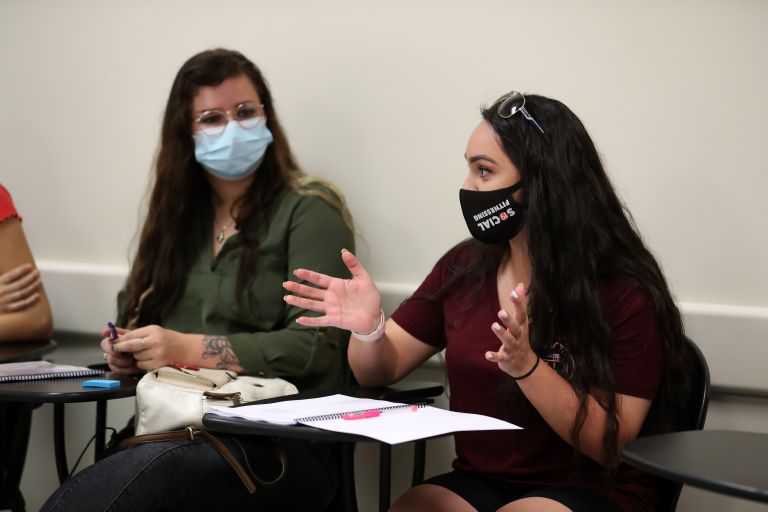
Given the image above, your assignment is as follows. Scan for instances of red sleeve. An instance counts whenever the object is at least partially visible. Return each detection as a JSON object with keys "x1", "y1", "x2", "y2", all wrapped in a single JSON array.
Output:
[
  {"x1": 0, "y1": 185, "x2": 20, "y2": 223},
  {"x1": 0, "y1": 185, "x2": 21, "y2": 222},
  {"x1": 601, "y1": 281, "x2": 663, "y2": 399}
]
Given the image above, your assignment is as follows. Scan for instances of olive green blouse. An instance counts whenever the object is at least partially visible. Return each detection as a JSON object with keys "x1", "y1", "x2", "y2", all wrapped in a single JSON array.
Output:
[{"x1": 121, "y1": 187, "x2": 354, "y2": 393}]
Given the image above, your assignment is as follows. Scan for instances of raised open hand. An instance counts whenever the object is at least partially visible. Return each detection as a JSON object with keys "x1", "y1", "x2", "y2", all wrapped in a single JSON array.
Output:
[
  {"x1": 485, "y1": 282, "x2": 538, "y2": 379},
  {"x1": 283, "y1": 249, "x2": 382, "y2": 334}
]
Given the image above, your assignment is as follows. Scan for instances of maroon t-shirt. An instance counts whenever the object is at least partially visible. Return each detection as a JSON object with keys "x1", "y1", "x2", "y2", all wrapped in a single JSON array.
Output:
[{"x1": 391, "y1": 246, "x2": 663, "y2": 511}]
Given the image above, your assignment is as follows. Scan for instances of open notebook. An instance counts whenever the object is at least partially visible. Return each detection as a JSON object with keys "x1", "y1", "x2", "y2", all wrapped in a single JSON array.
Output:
[
  {"x1": 208, "y1": 394, "x2": 520, "y2": 445},
  {"x1": 0, "y1": 360, "x2": 104, "y2": 383}
]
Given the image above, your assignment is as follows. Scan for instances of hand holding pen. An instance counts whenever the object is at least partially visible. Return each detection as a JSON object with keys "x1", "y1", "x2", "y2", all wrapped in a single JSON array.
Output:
[
  {"x1": 100, "y1": 321, "x2": 139, "y2": 374},
  {"x1": 107, "y1": 321, "x2": 119, "y2": 345},
  {"x1": 106, "y1": 321, "x2": 131, "y2": 357}
]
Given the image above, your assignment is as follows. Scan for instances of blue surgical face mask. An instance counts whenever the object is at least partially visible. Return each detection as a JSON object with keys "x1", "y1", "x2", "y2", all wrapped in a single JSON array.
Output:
[{"x1": 193, "y1": 118, "x2": 274, "y2": 181}]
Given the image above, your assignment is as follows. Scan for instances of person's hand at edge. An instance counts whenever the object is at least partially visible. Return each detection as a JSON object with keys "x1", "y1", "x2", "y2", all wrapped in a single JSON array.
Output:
[{"x1": 0, "y1": 263, "x2": 42, "y2": 313}]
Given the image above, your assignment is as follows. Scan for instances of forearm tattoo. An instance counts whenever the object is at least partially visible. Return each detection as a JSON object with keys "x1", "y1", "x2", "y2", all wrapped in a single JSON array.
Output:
[{"x1": 201, "y1": 335, "x2": 242, "y2": 370}]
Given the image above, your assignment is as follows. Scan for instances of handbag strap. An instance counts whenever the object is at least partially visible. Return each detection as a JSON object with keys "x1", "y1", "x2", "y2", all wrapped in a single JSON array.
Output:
[{"x1": 118, "y1": 426, "x2": 286, "y2": 494}]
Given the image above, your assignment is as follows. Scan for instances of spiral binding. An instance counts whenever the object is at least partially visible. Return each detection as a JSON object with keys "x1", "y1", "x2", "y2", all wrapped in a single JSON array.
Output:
[
  {"x1": 0, "y1": 368, "x2": 105, "y2": 383},
  {"x1": 296, "y1": 402, "x2": 428, "y2": 423}
]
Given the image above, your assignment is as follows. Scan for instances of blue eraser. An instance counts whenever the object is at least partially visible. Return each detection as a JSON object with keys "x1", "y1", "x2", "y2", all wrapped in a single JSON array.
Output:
[{"x1": 82, "y1": 379, "x2": 120, "y2": 388}]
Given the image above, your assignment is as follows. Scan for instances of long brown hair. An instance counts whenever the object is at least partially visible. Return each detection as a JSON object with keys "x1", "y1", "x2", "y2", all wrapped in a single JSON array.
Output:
[
  {"x1": 122, "y1": 48, "x2": 328, "y2": 326},
  {"x1": 421, "y1": 94, "x2": 689, "y2": 469}
]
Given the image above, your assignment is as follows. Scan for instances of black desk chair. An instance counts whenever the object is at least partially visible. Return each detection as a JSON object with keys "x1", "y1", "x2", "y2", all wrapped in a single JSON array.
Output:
[
  {"x1": 317, "y1": 359, "x2": 444, "y2": 512},
  {"x1": 656, "y1": 336, "x2": 710, "y2": 512},
  {"x1": 328, "y1": 380, "x2": 444, "y2": 512},
  {"x1": 203, "y1": 380, "x2": 444, "y2": 512},
  {"x1": 0, "y1": 340, "x2": 57, "y2": 511}
]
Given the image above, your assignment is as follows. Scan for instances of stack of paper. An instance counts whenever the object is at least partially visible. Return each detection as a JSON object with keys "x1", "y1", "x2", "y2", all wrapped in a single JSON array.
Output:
[{"x1": 208, "y1": 394, "x2": 520, "y2": 445}]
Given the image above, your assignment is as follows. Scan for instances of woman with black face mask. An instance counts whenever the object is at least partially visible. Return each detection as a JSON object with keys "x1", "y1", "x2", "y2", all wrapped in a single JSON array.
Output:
[{"x1": 284, "y1": 91, "x2": 691, "y2": 512}]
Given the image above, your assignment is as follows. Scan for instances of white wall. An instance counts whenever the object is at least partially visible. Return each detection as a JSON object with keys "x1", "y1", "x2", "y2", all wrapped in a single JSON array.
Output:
[
  {"x1": 2, "y1": 1, "x2": 768, "y2": 511},
  {"x1": 1, "y1": 0, "x2": 766, "y2": 307}
]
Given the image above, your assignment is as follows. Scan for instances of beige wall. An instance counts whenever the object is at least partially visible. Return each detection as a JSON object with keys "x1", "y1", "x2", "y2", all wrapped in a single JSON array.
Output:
[
  {"x1": 2, "y1": 0, "x2": 767, "y2": 308},
  {"x1": 2, "y1": 1, "x2": 768, "y2": 511}
]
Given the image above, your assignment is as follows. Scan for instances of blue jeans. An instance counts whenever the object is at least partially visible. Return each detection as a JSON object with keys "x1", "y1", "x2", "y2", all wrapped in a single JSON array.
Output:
[{"x1": 41, "y1": 436, "x2": 339, "y2": 512}]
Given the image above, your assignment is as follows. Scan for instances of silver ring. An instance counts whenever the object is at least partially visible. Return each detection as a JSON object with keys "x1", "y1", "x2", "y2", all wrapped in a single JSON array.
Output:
[
  {"x1": 102, "y1": 352, "x2": 108, "y2": 361},
  {"x1": 139, "y1": 337, "x2": 146, "y2": 348}
]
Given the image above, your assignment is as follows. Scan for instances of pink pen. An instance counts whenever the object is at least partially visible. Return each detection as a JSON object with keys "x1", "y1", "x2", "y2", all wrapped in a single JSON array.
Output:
[{"x1": 342, "y1": 410, "x2": 382, "y2": 421}]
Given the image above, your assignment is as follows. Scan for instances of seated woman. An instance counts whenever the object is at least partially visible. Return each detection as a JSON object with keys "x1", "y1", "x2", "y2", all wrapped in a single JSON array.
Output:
[
  {"x1": 0, "y1": 184, "x2": 54, "y2": 512},
  {"x1": 284, "y1": 92, "x2": 691, "y2": 512},
  {"x1": 42, "y1": 49, "x2": 354, "y2": 512}
]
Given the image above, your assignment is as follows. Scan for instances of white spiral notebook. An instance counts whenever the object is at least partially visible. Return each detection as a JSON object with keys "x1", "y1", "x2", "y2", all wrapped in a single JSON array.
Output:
[
  {"x1": 208, "y1": 394, "x2": 520, "y2": 445},
  {"x1": 0, "y1": 360, "x2": 104, "y2": 383}
]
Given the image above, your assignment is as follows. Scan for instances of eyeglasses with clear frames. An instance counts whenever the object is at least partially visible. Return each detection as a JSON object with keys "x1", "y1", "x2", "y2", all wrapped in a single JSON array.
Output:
[
  {"x1": 194, "y1": 102, "x2": 266, "y2": 137},
  {"x1": 496, "y1": 91, "x2": 544, "y2": 134}
]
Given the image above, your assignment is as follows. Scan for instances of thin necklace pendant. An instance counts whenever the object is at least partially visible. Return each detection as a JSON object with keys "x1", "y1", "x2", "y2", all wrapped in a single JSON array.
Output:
[{"x1": 216, "y1": 223, "x2": 228, "y2": 244}]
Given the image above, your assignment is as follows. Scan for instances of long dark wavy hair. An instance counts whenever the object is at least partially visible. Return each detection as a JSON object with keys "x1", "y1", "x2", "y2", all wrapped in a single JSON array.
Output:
[
  {"x1": 121, "y1": 48, "x2": 349, "y2": 327},
  {"x1": 435, "y1": 94, "x2": 689, "y2": 468}
]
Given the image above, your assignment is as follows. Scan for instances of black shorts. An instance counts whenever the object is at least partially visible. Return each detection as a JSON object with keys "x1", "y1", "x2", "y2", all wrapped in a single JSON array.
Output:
[{"x1": 422, "y1": 470, "x2": 621, "y2": 512}]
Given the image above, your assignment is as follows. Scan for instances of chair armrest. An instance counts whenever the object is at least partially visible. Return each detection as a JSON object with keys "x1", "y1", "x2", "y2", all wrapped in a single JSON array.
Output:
[{"x1": 357, "y1": 380, "x2": 444, "y2": 402}]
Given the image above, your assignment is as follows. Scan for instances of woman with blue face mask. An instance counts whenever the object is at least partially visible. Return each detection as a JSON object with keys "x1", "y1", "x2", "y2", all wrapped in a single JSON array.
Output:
[
  {"x1": 42, "y1": 48, "x2": 355, "y2": 512},
  {"x1": 284, "y1": 92, "x2": 694, "y2": 512}
]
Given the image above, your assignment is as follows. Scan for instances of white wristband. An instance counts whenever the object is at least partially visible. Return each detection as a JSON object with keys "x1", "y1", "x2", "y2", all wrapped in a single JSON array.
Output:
[{"x1": 352, "y1": 309, "x2": 386, "y2": 342}]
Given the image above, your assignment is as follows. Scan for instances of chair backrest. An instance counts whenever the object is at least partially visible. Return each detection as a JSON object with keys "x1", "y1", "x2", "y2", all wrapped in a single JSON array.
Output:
[
  {"x1": 683, "y1": 337, "x2": 710, "y2": 431},
  {"x1": 656, "y1": 336, "x2": 711, "y2": 512}
]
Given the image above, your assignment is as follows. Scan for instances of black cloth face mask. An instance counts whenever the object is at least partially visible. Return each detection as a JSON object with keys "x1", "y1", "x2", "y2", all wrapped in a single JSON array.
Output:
[{"x1": 459, "y1": 182, "x2": 525, "y2": 244}]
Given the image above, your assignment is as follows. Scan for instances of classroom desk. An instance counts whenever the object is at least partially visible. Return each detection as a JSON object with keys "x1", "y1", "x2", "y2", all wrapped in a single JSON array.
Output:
[
  {"x1": 0, "y1": 339, "x2": 59, "y2": 508},
  {"x1": 203, "y1": 380, "x2": 444, "y2": 512},
  {"x1": 0, "y1": 372, "x2": 139, "y2": 483},
  {"x1": 621, "y1": 430, "x2": 768, "y2": 504}
]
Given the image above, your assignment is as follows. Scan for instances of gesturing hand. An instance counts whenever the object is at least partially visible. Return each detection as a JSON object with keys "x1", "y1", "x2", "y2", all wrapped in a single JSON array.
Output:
[
  {"x1": 0, "y1": 263, "x2": 42, "y2": 313},
  {"x1": 485, "y1": 282, "x2": 539, "y2": 379},
  {"x1": 283, "y1": 249, "x2": 382, "y2": 334}
]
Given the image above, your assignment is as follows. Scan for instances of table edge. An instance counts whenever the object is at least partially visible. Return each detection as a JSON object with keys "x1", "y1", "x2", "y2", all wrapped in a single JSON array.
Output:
[{"x1": 621, "y1": 430, "x2": 768, "y2": 504}]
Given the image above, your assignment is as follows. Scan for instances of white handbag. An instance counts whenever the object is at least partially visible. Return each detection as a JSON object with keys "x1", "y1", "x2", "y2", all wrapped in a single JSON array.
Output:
[{"x1": 135, "y1": 365, "x2": 298, "y2": 435}]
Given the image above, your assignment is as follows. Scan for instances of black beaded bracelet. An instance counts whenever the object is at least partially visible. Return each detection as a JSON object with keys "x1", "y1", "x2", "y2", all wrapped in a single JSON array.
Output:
[{"x1": 511, "y1": 356, "x2": 540, "y2": 381}]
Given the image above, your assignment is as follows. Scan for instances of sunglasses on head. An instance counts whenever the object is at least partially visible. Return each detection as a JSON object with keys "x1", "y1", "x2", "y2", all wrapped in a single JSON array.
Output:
[{"x1": 496, "y1": 91, "x2": 544, "y2": 135}]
